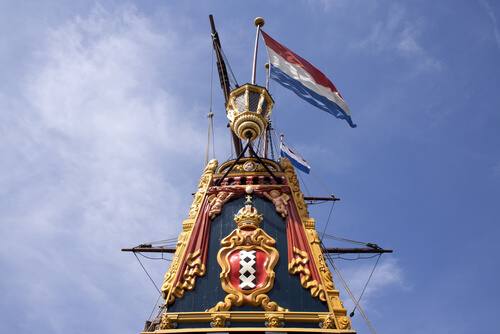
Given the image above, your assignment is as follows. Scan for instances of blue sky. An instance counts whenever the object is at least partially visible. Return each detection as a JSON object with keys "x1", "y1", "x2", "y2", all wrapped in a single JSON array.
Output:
[{"x1": 1, "y1": 1, "x2": 499, "y2": 333}]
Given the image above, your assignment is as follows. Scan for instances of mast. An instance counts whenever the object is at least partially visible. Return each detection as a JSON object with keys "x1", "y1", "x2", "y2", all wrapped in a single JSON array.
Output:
[{"x1": 209, "y1": 15, "x2": 243, "y2": 156}]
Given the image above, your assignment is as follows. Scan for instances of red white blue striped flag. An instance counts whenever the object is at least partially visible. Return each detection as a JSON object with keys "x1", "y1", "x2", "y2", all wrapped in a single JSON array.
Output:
[
  {"x1": 261, "y1": 30, "x2": 356, "y2": 128},
  {"x1": 280, "y1": 139, "x2": 310, "y2": 174}
]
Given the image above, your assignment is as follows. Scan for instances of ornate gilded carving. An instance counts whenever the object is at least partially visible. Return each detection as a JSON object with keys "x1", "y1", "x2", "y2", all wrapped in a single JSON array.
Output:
[
  {"x1": 208, "y1": 191, "x2": 234, "y2": 219},
  {"x1": 161, "y1": 224, "x2": 191, "y2": 300},
  {"x1": 303, "y1": 223, "x2": 348, "y2": 318},
  {"x1": 288, "y1": 247, "x2": 327, "y2": 302},
  {"x1": 281, "y1": 158, "x2": 309, "y2": 219},
  {"x1": 322, "y1": 314, "x2": 336, "y2": 329},
  {"x1": 161, "y1": 160, "x2": 217, "y2": 304},
  {"x1": 306, "y1": 228, "x2": 336, "y2": 291},
  {"x1": 265, "y1": 314, "x2": 284, "y2": 328},
  {"x1": 263, "y1": 190, "x2": 289, "y2": 218},
  {"x1": 338, "y1": 316, "x2": 351, "y2": 329},
  {"x1": 188, "y1": 159, "x2": 218, "y2": 219},
  {"x1": 210, "y1": 314, "x2": 230, "y2": 328},
  {"x1": 207, "y1": 200, "x2": 287, "y2": 312},
  {"x1": 168, "y1": 249, "x2": 206, "y2": 302},
  {"x1": 217, "y1": 158, "x2": 280, "y2": 174},
  {"x1": 160, "y1": 313, "x2": 177, "y2": 329}
]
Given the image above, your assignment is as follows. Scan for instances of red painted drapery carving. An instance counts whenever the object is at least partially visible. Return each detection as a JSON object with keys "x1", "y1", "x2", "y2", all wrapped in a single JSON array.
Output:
[{"x1": 169, "y1": 185, "x2": 325, "y2": 304}]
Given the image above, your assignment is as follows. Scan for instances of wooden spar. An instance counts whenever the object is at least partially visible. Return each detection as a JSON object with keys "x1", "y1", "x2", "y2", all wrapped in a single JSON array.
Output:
[
  {"x1": 209, "y1": 15, "x2": 243, "y2": 156},
  {"x1": 304, "y1": 196, "x2": 340, "y2": 202},
  {"x1": 122, "y1": 247, "x2": 392, "y2": 254}
]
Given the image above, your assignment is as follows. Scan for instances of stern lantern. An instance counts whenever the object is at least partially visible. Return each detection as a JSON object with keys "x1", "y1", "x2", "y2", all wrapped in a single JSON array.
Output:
[{"x1": 226, "y1": 84, "x2": 274, "y2": 141}]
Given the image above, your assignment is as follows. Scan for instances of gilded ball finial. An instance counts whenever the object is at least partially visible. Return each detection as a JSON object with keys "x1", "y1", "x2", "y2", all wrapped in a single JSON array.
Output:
[
  {"x1": 265, "y1": 63, "x2": 270, "y2": 69},
  {"x1": 254, "y1": 17, "x2": 265, "y2": 27}
]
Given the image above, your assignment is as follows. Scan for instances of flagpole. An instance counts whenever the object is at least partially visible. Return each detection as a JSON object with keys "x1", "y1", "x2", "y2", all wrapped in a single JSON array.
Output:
[
  {"x1": 251, "y1": 17, "x2": 265, "y2": 85},
  {"x1": 265, "y1": 62, "x2": 270, "y2": 89}
]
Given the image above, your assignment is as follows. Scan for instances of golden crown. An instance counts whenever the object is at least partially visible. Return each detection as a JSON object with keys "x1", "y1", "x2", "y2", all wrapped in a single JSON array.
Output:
[{"x1": 234, "y1": 203, "x2": 264, "y2": 229}]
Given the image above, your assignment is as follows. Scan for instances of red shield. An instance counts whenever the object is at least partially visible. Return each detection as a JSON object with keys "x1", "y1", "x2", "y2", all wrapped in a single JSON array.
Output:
[{"x1": 227, "y1": 249, "x2": 269, "y2": 292}]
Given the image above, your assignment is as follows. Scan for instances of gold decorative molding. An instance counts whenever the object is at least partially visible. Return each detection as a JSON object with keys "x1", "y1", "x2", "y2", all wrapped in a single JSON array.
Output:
[
  {"x1": 182, "y1": 219, "x2": 195, "y2": 232},
  {"x1": 188, "y1": 159, "x2": 218, "y2": 220},
  {"x1": 303, "y1": 218, "x2": 315, "y2": 229},
  {"x1": 217, "y1": 158, "x2": 281, "y2": 175},
  {"x1": 145, "y1": 311, "x2": 359, "y2": 333},
  {"x1": 305, "y1": 227, "x2": 348, "y2": 326},
  {"x1": 160, "y1": 314, "x2": 177, "y2": 330},
  {"x1": 281, "y1": 158, "x2": 309, "y2": 219},
  {"x1": 306, "y1": 228, "x2": 336, "y2": 291},
  {"x1": 337, "y1": 316, "x2": 351, "y2": 330},
  {"x1": 161, "y1": 226, "x2": 191, "y2": 300},
  {"x1": 161, "y1": 160, "x2": 217, "y2": 304}
]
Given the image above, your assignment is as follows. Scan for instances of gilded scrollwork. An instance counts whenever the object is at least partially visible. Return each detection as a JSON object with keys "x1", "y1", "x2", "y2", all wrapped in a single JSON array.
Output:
[
  {"x1": 338, "y1": 316, "x2": 351, "y2": 329},
  {"x1": 306, "y1": 228, "x2": 336, "y2": 291},
  {"x1": 188, "y1": 159, "x2": 218, "y2": 219},
  {"x1": 167, "y1": 250, "x2": 206, "y2": 304},
  {"x1": 288, "y1": 247, "x2": 327, "y2": 302},
  {"x1": 207, "y1": 200, "x2": 287, "y2": 313},
  {"x1": 281, "y1": 158, "x2": 309, "y2": 219},
  {"x1": 161, "y1": 226, "x2": 191, "y2": 300}
]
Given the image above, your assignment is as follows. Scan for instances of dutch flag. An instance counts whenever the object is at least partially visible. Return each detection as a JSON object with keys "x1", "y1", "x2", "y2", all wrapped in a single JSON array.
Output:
[
  {"x1": 261, "y1": 30, "x2": 356, "y2": 128},
  {"x1": 280, "y1": 139, "x2": 311, "y2": 174}
]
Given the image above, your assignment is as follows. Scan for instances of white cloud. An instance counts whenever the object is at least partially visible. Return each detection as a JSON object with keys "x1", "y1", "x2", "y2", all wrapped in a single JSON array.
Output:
[
  {"x1": 0, "y1": 4, "x2": 206, "y2": 333},
  {"x1": 356, "y1": 4, "x2": 442, "y2": 72},
  {"x1": 332, "y1": 257, "x2": 407, "y2": 313},
  {"x1": 479, "y1": 0, "x2": 500, "y2": 53}
]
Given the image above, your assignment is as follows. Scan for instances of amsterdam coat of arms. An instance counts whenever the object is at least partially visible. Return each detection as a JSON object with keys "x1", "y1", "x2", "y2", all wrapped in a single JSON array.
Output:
[{"x1": 208, "y1": 196, "x2": 287, "y2": 312}]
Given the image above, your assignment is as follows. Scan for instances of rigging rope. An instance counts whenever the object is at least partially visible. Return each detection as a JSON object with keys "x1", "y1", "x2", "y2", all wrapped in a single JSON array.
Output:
[
  {"x1": 147, "y1": 293, "x2": 163, "y2": 322},
  {"x1": 206, "y1": 49, "x2": 216, "y2": 167},
  {"x1": 138, "y1": 252, "x2": 172, "y2": 261},
  {"x1": 219, "y1": 44, "x2": 239, "y2": 88},
  {"x1": 351, "y1": 254, "x2": 382, "y2": 318},
  {"x1": 321, "y1": 200, "x2": 336, "y2": 240},
  {"x1": 322, "y1": 243, "x2": 377, "y2": 334},
  {"x1": 320, "y1": 233, "x2": 367, "y2": 246},
  {"x1": 134, "y1": 252, "x2": 161, "y2": 295}
]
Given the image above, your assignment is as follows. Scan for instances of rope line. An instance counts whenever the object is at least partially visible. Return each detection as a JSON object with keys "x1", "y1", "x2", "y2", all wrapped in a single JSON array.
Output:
[
  {"x1": 351, "y1": 254, "x2": 382, "y2": 317},
  {"x1": 321, "y1": 201, "x2": 336, "y2": 240},
  {"x1": 134, "y1": 252, "x2": 161, "y2": 295},
  {"x1": 147, "y1": 293, "x2": 163, "y2": 322},
  {"x1": 206, "y1": 48, "x2": 215, "y2": 167},
  {"x1": 322, "y1": 243, "x2": 377, "y2": 334}
]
